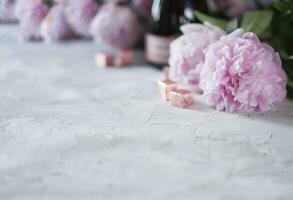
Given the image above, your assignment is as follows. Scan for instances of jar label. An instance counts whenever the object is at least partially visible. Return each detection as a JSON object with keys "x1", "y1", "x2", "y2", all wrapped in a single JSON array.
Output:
[{"x1": 145, "y1": 34, "x2": 174, "y2": 65}]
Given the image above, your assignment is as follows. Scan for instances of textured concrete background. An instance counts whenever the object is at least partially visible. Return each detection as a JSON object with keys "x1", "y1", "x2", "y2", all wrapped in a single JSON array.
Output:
[{"x1": 0, "y1": 25, "x2": 293, "y2": 200}]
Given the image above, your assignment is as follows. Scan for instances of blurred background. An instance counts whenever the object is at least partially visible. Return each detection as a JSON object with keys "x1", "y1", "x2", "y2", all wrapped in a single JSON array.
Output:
[
  {"x1": 1, "y1": 0, "x2": 292, "y2": 96},
  {"x1": 0, "y1": 0, "x2": 277, "y2": 61}
]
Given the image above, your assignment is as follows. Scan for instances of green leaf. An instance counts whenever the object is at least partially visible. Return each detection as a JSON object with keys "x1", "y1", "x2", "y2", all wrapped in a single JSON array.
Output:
[
  {"x1": 225, "y1": 18, "x2": 238, "y2": 33},
  {"x1": 287, "y1": 0, "x2": 293, "y2": 12},
  {"x1": 273, "y1": 0, "x2": 290, "y2": 12},
  {"x1": 241, "y1": 10, "x2": 273, "y2": 36},
  {"x1": 287, "y1": 77, "x2": 293, "y2": 99},
  {"x1": 280, "y1": 52, "x2": 293, "y2": 60},
  {"x1": 43, "y1": 0, "x2": 54, "y2": 7},
  {"x1": 285, "y1": 55, "x2": 293, "y2": 60},
  {"x1": 288, "y1": 78, "x2": 293, "y2": 88},
  {"x1": 194, "y1": 10, "x2": 229, "y2": 29},
  {"x1": 283, "y1": 60, "x2": 293, "y2": 99}
]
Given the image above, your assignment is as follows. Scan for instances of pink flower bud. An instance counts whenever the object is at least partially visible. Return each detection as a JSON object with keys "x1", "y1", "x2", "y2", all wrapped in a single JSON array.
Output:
[
  {"x1": 40, "y1": 4, "x2": 75, "y2": 43},
  {"x1": 90, "y1": 3, "x2": 142, "y2": 49},
  {"x1": 131, "y1": 0, "x2": 153, "y2": 19},
  {"x1": 0, "y1": 0, "x2": 17, "y2": 23},
  {"x1": 62, "y1": 0, "x2": 100, "y2": 38},
  {"x1": 15, "y1": 0, "x2": 49, "y2": 40},
  {"x1": 208, "y1": 0, "x2": 256, "y2": 18}
]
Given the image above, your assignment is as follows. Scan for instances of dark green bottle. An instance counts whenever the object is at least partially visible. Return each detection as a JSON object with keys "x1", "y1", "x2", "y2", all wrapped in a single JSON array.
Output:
[
  {"x1": 184, "y1": 0, "x2": 208, "y2": 23},
  {"x1": 145, "y1": 0, "x2": 182, "y2": 70}
]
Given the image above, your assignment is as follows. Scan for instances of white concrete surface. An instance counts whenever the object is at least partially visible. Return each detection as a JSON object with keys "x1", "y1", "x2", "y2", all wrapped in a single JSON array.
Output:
[{"x1": 0, "y1": 25, "x2": 293, "y2": 200}]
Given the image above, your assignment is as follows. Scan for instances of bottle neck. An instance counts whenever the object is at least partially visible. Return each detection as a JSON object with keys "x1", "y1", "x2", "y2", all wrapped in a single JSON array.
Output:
[
  {"x1": 184, "y1": 0, "x2": 208, "y2": 23},
  {"x1": 150, "y1": 0, "x2": 182, "y2": 36}
]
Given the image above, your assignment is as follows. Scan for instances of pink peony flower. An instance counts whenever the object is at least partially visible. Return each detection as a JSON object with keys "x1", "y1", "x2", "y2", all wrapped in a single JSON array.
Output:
[
  {"x1": 40, "y1": 4, "x2": 75, "y2": 43},
  {"x1": 199, "y1": 29, "x2": 287, "y2": 112},
  {"x1": 61, "y1": 0, "x2": 99, "y2": 38},
  {"x1": 90, "y1": 2, "x2": 142, "y2": 49},
  {"x1": 208, "y1": 0, "x2": 256, "y2": 18},
  {"x1": 105, "y1": 0, "x2": 126, "y2": 3},
  {"x1": 169, "y1": 23, "x2": 226, "y2": 92},
  {"x1": 14, "y1": 0, "x2": 49, "y2": 40},
  {"x1": 131, "y1": 0, "x2": 153, "y2": 19},
  {"x1": 0, "y1": 0, "x2": 17, "y2": 23}
]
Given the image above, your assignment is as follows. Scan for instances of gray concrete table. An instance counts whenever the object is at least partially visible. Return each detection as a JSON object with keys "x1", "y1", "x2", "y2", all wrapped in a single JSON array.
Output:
[{"x1": 0, "y1": 25, "x2": 293, "y2": 200}]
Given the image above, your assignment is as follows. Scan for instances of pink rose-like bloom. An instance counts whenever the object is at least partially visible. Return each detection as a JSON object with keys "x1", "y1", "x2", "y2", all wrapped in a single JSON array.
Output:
[
  {"x1": 208, "y1": 0, "x2": 255, "y2": 18},
  {"x1": 169, "y1": 23, "x2": 226, "y2": 92},
  {"x1": 131, "y1": 0, "x2": 153, "y2": 19},
  {"x1": 105, "y1": 0, "x2": 126, "y2": 3},
  {"x1": 40, "y1": 5, "x2": 75, "y2": 43},
  {"x1": 0, "y1": 0, "x2": 17, "y2": 23},
  {"x1": 90, "y1": 3, "x2": 142, "y2": 49},
  {"x1": 61, "y1": 0, "x2": 99, "y2": 38},
  {"x1": 14, "y1": 0, "x2": 49, "y2": 40},
  {"x1": 199, "y1": 29, "x2": 287, "y2": 112}
]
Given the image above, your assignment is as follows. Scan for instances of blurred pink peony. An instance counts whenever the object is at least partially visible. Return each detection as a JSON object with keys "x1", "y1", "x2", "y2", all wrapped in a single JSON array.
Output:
[
  {"x1": 40, "y1": 4, "x2": 75, "y2": 43},
  {"x1": 105, "y1": 0, "x2": 127, "y2": 3},
  {"x1": 131, "y1": 0, "x2": 153, "y2": 19},
  {"x1": 0, "y1": 0, "x2": 17, "y2": 23},
  {"x1": 208, "y1": 0, "x2": 255, "y2": 18},
  {"x1": 61, "y1": 0, "x2": 100, "y2": 38},
  {"x1": 90, "y1": 2, "x2": 142, "y2": 49},
  {"x1": 199, "y1": 29, "x2": 287, "y2": 112},
  {"x1": 169, "y1": 23, "x2": 226, "y2": 92},
  {"x1": 14, "y1": 0, "x2": 49, "y2": 40}
]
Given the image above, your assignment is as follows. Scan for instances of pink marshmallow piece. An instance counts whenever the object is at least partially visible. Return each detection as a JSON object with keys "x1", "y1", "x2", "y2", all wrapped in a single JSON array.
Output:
[
  {"x1": 157, "y1": 79, "x2": 177, "y2": 101},
  {"x1": 94, "y1": 52, "x2": 114, "y2": 67},
  {"x1": 115, "y1": 50, "x2": 134, "y2": 66},
  {"x1": 169, "y1": 89, "x2": 193, "y2": 108}
]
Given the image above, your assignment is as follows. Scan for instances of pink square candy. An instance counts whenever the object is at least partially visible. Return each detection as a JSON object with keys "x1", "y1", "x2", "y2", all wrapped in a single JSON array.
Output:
[
  {"x1": 94, "y1": 53, "x2": 114, "y2": 67},
  {"x1": 115, "y1": 50, "x2": 133, "y2": 66},
  {"x1": 157, "y1": 80, "x2": 177, "y2": 101},
  {"x1": 169, "y1": 89, "x2": 193, "y2": 108}
]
